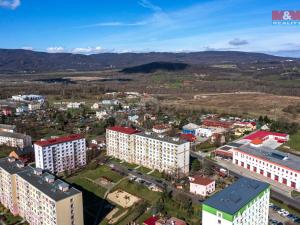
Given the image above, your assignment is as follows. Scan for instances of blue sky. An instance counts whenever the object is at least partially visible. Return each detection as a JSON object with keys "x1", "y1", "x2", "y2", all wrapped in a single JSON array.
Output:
[{"x1": 1, "y1": 0, "x2": 300, "y2": 56}]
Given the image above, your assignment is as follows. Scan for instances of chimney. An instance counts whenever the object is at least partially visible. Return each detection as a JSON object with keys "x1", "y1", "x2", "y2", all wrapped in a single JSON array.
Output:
[
  {"x1": 34, "y1": 168, "x2": 43, "y2": 176},
  {"x1": 8, "y1": 157, "x2": 16, "y2": 163}
]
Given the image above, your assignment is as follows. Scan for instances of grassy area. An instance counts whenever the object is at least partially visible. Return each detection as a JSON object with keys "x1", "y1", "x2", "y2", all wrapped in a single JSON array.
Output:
[
  {"x1": 111, "y1": 179, "x2": 161, "y2": 205},
  {"x1": 163, "y1": 198, "x2": 201, "y2": 225},
  {"x1": 282, "y1": 130, "x2": 300, "y2": 151},
  {"x1": 0, "y1": 148, "x2": 12, "y2": 158},
  {"x1": 67, "y1": 177, "x2": 107, "y2": 198},
  {"x1": 74, "y1": 165, "x2": 123, "y2": 182},
  {"x1": 149, "y1": 170, "x2": 164, "y2": 179},
  {"x1": 291, "y1": 190, "x2": 300, "y2": 198},
  {"x1": 137, "y1": 166, "x2": 152, "y2": 174}
]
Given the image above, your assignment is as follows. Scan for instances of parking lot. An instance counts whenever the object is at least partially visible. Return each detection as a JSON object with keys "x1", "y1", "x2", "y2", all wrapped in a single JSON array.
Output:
[{"x1": 269, "y1": 203, "x2": 300, "y2": 225}]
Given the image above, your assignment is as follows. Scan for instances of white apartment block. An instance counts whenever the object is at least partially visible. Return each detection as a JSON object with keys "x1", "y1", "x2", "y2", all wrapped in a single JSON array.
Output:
[
  {"x1": 0, "y1": 124, "x2": 16, "y2": 133},
  {"x1": 0, "y1": 157, "x2": 84, "y2": 225},
  {"x1": 34, "y1": 134, "x2": 86, "y2": 174},
  {"x1": 106, "y1": 126, "x2": 190, "y2": 177},
  {"x1": 232, "y1": 145, "x2": 300, "y2": 191},
  {"x1": 202, "y1": 177, "x2": 270, "y2": 225},
  {"x1": 0, "y1": 131, "x2": 32, "y2": 148}
]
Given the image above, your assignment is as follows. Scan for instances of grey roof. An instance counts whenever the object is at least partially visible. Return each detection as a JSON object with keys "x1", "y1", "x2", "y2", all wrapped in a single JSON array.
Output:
[
  {"x1": 0, "y1": 158, "x2": 28, "y2": 174},
  {"x1": 135, "y1": 132, "x2": 187, "y2": 145},
  {"x1": 0, "y1": 157, "x2": 81, "y2": 201},
  {"x1": 239, "y1": 145, "x2": 300, "y2": 171},
  {"x1": 204, "y1": 177, "x2": 269, "y2": 215},
  {"x1": 227, "y1": 142, "x2": 244, "y2": 148},
  {"x1": 0, "y1": 124, "x2": 16, "y2": 130},
  {"x1": 182, "y1": 123, "x2": 200, "y2": 130},
  {"x1": 0, "y1": 131, "x2": 28, "y2": 139},
  {"x1": 17, "y1": 167, "x2": 81, "y2": 201}
]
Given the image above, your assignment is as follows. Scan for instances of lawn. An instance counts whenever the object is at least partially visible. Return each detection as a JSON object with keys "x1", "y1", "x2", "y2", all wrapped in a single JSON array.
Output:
[
  {"x1": 149, "y1": 170, "x2": 163, "y2": 179},
  {"x1": 282, "y1": 131, "x2": 300, "y2": 151},
  {"x1": 0, "y1": 204, "x2": 25, "y2": 225},
  {"x1": 137, "y1": 166, "x2": 152, "y2": 174},
  {"x1": 111, "y1": 179, "x2": 161, "y2": 205},
  {"x1": 0, "y1": 146, "x2": 14, "y2": 158},
  {"x1": 67, "y1": 177, "x2": 107, "y2": 198},
  {"x1": 74, "y1": 165, "x2": 123, "y2": 182}
]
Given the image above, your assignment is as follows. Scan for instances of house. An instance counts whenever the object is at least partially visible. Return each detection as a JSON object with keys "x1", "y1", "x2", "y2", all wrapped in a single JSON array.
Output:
[
  {"x1": 28, "y1": 103, "x2": 41, "y2": 111},
  {"x1": 91, "y1": 103, "x2": 100, "y2": 110},
  {"x1": 152, "y1": 124, "x2": 172, "y2": 134},
  {"x1": 67, "y1": 102, "x2": 84, "y2": 109},
  {"x1": 9, "y1": 146, "x2": 34, "y2": 163},
  {"x1": 128, "y1": 115, "x2": 139, "y2": 123},
  {"x1": 96, "y1": 110, "x2": 109, "y2": 120},
  {"x1": 202, "y1": 119, "x2": 233, "y2": 129},
  {"x1": 101, "y1": 100, "x2": 120, "y2": 106},
  {"x1": 233, "y1": 121, "x2": 256, "y2": 136},
  {"x1": 143, "y1": 216, "x2": 160, "y2": 225},
  {"x1": 189, "y1": 175, "x2": 215, "y2": 196},
  {"x1": 182, "y1": 123, "x2": 200, "y2": 135},
  {"x1": 156, "y1": 217, "x2": 187, "y2": 225},
  {"x1": 197, "y1": 127, "x2": 214, "y2": 138},
  {"x1": 16, "y1": 105, "x2": 28, "y2": 115}
]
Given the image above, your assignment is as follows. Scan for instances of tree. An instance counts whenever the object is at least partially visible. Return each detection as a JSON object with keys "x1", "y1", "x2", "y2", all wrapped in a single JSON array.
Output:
[
  {"x1": 191, "y1": 159, "x2": 201, "y2": 172},
  {"x1": 105, "y1": 117, "x2": 116, "y2": 127}
]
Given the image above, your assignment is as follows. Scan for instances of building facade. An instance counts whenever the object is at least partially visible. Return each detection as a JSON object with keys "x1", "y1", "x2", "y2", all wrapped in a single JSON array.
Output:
[
  {"x1": 202, "y1": 177, "x2": 270, "y2": 225},
  {"x1": 0, "y1": 131, "x2": 32, "y2": 148},
  {"x1": 106, "y1": 126, "x2": 190, "y2": 177},
  {"x1": 34, "y1": 134, "x2": 86, "y2": 174},
  {"x1": 189, "y1": 176, "x2": 215, "y2": 197},
  {"x1": 232, "y1": 146, "x2": 300, "y2": 191},
  {"x1": 0, "y1": 157, "x2": 84, "y2": 225}
]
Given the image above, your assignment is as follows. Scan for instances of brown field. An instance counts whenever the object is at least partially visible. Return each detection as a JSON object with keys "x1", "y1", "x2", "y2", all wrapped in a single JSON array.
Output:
[{"x1": 160, "y1": 93, "x2": 300, "y2": 122}]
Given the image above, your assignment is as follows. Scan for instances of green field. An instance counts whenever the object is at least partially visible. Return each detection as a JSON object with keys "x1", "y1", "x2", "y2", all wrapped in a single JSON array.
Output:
[{"x1": 283, "y1": 131, "x2": 300, "y2": 151}]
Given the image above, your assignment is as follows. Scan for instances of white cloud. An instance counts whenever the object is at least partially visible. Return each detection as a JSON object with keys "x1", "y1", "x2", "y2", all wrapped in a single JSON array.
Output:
[
  {"x1": 21, "y1": 46, "x2": 33, "y2": 51},
  {"x1": 138, "y1": 0, "x2": 162, "y2": 12},
  {"x1": 71, "y1": 46, "x2": 104, "y2": 54},
  {"x1": 0, "y1": 0, "x2": 20, "y2": 9},
  {"x1": 77, "y1": 21, "x2": 147, "y2": 28},
  {"x1": 229, "y1": 38, "x2": 249, "y2": 46},
  {"x1": 46, "y1": 46, "x2": 65, "y2": 53}
]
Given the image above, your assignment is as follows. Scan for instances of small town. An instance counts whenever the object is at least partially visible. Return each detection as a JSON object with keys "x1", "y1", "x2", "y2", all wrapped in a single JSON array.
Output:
[
  {"x1": 1, "y1": 1, "x2": 300, "y2": 225},
  {"x1": 0, "y1": 91, "x2": 299, "y2": 225}
]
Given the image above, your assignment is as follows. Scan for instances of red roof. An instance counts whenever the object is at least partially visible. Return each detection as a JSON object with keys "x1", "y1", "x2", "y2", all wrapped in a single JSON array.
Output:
[
  {"x1": 202, "y1": 119, "x2": 233, "y2": 129},
  {"x1": 243, "y1": 131, "x2": 288, "y2": 141},
  {"x1": 107, "y1": 126, "x2": 140, "y2": 135},
  {"x1": 35, "y1": 134, "x2": 83, "y2": 147},
  {"x1": 251, "y1": 138, "x2": 263, "y2": 145},
  {"x1": 143, "y1": 216, "x2": 159, "y2": 225},
  {"x1": 180, "y1": 133, "x2": 196, "y2": 142},
  {"x1": 190, "y1": 175, "x2": 214, "y2": 186},
  {"x1": 153, "y1": 124, "x2": 171, "y2": 130}
]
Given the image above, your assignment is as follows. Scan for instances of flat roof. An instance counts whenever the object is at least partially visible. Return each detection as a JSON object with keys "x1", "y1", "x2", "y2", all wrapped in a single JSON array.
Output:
[
  {"x1": 182, "y1": 123, "x2": 200, "y2": 130},
  {"x1": 107, "y1": 126, "x2": 140, "y2": 135},
  {"x1": 17, "y1": 167, "x2": 81, "y2": 201},
  {"x1": 0, "y1": 131, "x2": 28, "y2": 139},
  {"x1": 35, "y1": 134, "x2": 83, "y2": 147},
  {"x1": 135, "y1": 132, "x2": 187, "y2": 145},
  {"x1": 238, "y1": 145, "x2": 300, "y2": 171},
  {"x1": 0, "y1": 158, "x2": 28, "y2": 174},
  {"x1": 203, "y1": 177, "x2": 269, "y2": 215}
]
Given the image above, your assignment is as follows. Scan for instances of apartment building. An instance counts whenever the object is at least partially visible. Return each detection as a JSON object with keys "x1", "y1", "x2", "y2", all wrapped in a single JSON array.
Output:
[
  {"x1": 232, "y1": 145, "x2": 300, "y2": 190},
  {"x1": 202, "y1": 177, "x2": 270, "y2": 225},
  {"x1": 106, "y1": 126, "x2": 190, "y2": 177},
  {"x1": 134, "y1": 132, "x2": 190, "y2": 176},
  {"x1": 0, "y1": 157, "x2": 84, "y2": 225},
  {"x1": 34, "y1": 134, "x2": 86, "y2": 174},
  {"x1": 0, "y1": 131, "x2": 32, "y2": 148}
]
